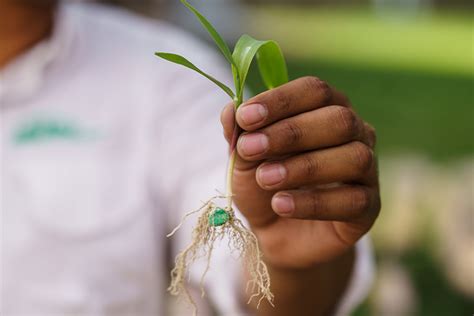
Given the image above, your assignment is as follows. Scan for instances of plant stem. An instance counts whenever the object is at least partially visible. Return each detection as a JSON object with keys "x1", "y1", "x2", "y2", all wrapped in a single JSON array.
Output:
[
  {"x1": 226, "y1": 97, "x2": 243, "y2": 209},
  {"x1": 226, "y1": 149, "x2": 237, "y2": 209}
]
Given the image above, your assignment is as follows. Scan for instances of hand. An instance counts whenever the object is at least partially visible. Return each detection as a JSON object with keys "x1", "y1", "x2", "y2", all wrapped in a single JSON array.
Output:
[{"x1": 221, "y1": 77, "x2": 380, "y2": 269}]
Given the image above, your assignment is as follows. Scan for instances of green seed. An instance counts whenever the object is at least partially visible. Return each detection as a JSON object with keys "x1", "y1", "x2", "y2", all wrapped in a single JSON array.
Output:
[{"x1": 209, "y1": 208, "x2": 230, "y2": 227}]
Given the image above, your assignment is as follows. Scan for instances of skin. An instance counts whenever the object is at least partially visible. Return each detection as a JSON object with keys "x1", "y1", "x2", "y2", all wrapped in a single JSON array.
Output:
[
  {"x1": 221, "y1": 77, "x2": 380, "y2": 315},
  {"x1": 1, "y1": 2, "x2": 381, "y2": 315},
  {"x1": 0, "y1": 0, "x2": 56, "y2": 68}
]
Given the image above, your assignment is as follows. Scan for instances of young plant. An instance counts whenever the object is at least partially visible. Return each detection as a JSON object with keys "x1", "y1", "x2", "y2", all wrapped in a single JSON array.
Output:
[{"x1": 155, "y1": 1, "x2": 288, "y2": 314}]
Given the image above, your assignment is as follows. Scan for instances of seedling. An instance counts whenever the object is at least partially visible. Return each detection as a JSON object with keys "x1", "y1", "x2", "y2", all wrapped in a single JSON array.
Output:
[{"x1": 155, "y1": 1, "x2": 288, "y2": 314}]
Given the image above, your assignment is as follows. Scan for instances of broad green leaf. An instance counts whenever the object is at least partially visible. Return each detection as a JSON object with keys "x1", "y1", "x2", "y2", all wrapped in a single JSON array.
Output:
[
  {"x1": 232, "y1": 34, "x2": 289, "y2": 99},
  {"x1": 180, "y1": 0, "x2": 235, "y2": 68},
  {"x1": 155, "y1": 52, "x2": 235, "y2": 99},
  {"x1": 256, "y1": 40, "x2": 289, "y2": 90}
]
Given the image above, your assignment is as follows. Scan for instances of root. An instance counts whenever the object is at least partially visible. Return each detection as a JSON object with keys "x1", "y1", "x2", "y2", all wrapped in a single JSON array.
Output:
[
  {"x1": 167, "y1": 196, "x2": 274, "y2": 315},
  {"x1": 167, "y1": 195, "x2": 227, "y2": 238},
  {"x1": 228, "y1": 216, "x2": 274, "y2": 308}
]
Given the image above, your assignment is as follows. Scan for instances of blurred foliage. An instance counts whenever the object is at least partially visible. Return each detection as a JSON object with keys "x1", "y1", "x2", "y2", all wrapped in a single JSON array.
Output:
[
  {"x1": 351, "y1": 248, "x2": 474, "y2": 316},
  {"x1": 243, "y1": 0, "x2": 473, "y2": 7},
  {"x1": 245, "y1": 6, "x2": 473, "y2": 161},
  {"x1": 247, "y1": 6, "x2": 473, "y2": 77},
  {"x1": 400, "y1": 247, "x2": 474, "y2": 315}
]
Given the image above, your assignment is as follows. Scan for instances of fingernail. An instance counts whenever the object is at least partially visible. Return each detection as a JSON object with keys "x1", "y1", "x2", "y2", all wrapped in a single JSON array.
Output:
[
  {"x1": 258, "y1": 164, "x2": 286, "y2": 186},
  {"x1": 238, "y1": 103, "x2": 268, "y2": 125},
  {"x1": 238, "y1": 133, "x2": 269, "y2": 156},
  {"x1": 272, "y1": 194, "x2": 295, "y2": 215}
]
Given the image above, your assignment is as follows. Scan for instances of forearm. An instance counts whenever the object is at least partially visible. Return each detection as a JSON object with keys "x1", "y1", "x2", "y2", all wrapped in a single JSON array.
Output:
[{"x1": 249, "y1": 247, "x2": 355, "y2": 316}]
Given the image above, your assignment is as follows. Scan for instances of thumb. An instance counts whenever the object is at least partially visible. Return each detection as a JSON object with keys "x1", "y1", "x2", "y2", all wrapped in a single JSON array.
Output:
[
  {"x1": 220, "y1": 102, "x2": 236, "y2": 145},
  {"x1": 220, "y1": 103, "x2": 260, "y2": 170}
]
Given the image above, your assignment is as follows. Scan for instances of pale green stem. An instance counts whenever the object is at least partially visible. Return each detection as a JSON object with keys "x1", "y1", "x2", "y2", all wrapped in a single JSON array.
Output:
[
  {"x1": 226, "y1": 150, "x2": 237, "y2": 209},
  {"x1": 226, "y1": 95, "x2": 243, "y2": 209}
]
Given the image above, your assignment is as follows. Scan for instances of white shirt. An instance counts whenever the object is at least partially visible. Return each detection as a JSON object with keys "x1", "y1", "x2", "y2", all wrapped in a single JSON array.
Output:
[{"x1": 0, "y1": 3, "x2": 373, "y2": 315}]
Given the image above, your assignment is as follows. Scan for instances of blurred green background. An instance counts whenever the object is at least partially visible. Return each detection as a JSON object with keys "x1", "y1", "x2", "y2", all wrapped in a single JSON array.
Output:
[
  {"x1": 109, "y1": 0, "x2": 473, "y2": 314},
  {"x1": 245, "y1": 5, "x2": 473, "y2": 160}
]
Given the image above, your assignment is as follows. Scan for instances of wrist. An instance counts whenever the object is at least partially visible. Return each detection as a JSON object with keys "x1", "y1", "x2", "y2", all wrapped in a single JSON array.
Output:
[
  {"x1": 248, "y1": 247, "x2": 355, "y2": 316},
  {"x1": 251, "y1": 224, "x2": 356, "y2": 270},
  {"x1": 263, "y1": 244, "x2": 355, "y2": 274}
]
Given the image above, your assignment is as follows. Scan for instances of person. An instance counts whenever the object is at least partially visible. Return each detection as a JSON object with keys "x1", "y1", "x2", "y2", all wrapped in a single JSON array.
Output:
[{"x1": 0, "y1": 1, "x2": 380, "y2": 315}]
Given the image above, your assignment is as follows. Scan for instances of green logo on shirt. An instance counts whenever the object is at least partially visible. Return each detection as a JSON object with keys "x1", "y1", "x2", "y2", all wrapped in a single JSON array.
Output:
[{"x1": 13, "y1": 119, "x2": 91, "y2": 145}]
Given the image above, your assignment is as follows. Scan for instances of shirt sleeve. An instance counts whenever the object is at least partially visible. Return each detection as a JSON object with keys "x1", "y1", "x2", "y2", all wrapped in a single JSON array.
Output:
[{"x1": 334, "y1": 235, "x2": 375, "y2": 316}]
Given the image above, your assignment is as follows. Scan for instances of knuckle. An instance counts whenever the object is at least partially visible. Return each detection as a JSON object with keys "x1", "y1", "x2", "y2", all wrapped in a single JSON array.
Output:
[
  {"x1": 319, "y1": 80, "x2": 332, "y2": 104},
  {"x1": 301, "y1": 76, "x2": 321, "y2": 90},
  {"x1": 351, "y1": 187, "x2": 371, "y2": 216},
  {"x1": 373, "y1": 194, "x2": 382, "y2": 217},
  {"x1": 301, "y1": 154, "x2": 320, "y2": 178},
  {"x1": 273, "y1": 88, "x2": 292, "y2": 114},
  {"x1": 366, "y1": 123, "x2": 377, "y2": 147},
  {"x1": 301, "y1": 76, "x2": 332, "y2": 104},
  {"x1": 335, "y1": 106, "x2": 359, "y2": 139},
  {"x1": 281, "y1": 120, "x2": 305, "y2": 145},
  {"x1": 351, "y1": 141, "x2": 374, "y2": 174},
  {"x1": 309, "y1": 192, "x2": 324, "y2": 215}
]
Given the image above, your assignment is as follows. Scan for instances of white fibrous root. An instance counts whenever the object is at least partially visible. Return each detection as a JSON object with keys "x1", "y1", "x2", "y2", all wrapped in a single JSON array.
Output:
[{"x1": 167, "y1": 195, "x2": 274, "y2": 316}]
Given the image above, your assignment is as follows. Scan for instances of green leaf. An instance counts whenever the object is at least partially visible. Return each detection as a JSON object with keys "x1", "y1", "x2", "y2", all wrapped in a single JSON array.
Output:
[
  {"x1": 256, "y1": 40, "x2": 289, "y2": 90},
  {"x1": 180, "y1": 0, "x2": 235, "y2": 68},
  {"x1": 155, "y1": 52, "x2": 235, "y2": 99},
  {"x1": 232, "y1": 34, "x2": 289, "y2": 99}
]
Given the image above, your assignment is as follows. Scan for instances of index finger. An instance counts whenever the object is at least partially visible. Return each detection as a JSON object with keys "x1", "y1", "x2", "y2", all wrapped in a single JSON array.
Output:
[{"x1": 236, "y1": 76, "x2": 350, "y2": 132}]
